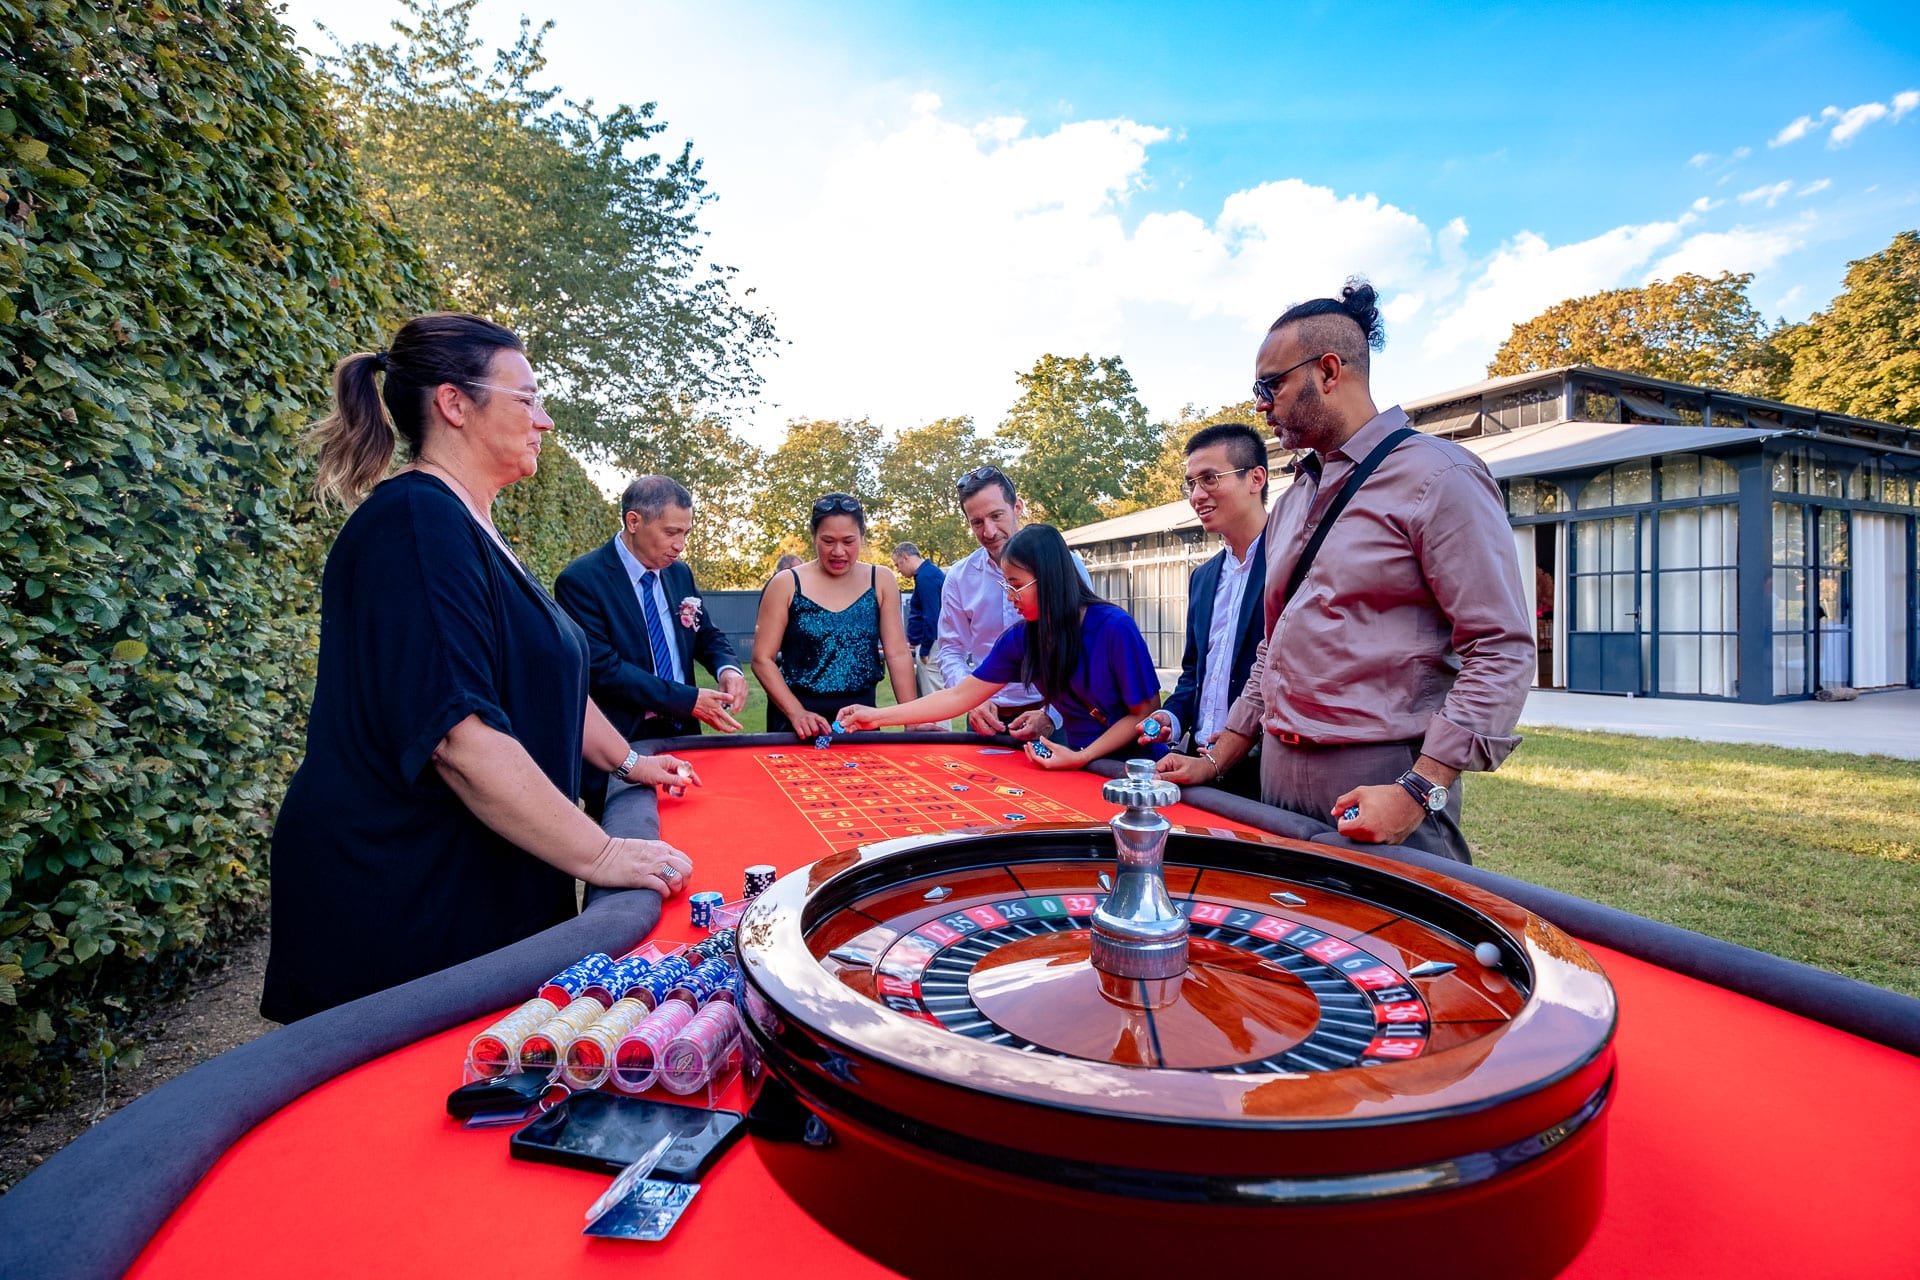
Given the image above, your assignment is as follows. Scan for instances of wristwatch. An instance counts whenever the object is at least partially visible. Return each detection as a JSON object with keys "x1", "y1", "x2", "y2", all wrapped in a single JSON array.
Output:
[
  {"x1": 612, "y1": 748, "x2": 641, "y2": 782},
  {"x1": 1396, "y1": 769, "x2": 1448, "y2": 815}
]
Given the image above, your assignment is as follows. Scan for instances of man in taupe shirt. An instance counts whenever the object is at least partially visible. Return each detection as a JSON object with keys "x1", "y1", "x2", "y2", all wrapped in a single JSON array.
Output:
[{"x1": 1156, "y1": 281, "x2": 1533, "y2": 862}]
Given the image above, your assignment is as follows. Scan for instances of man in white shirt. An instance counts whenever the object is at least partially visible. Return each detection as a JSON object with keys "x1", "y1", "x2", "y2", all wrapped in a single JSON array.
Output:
[
  {"x1": 1138, "y1": 424, "x2": 1269, "y2": 797},
  {"x1": 934, "y1": 465, "x2": 1090, "y2": 736}
]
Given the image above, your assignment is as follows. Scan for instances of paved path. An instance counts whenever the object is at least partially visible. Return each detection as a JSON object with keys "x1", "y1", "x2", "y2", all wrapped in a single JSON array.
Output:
[{"x1": 1520, "y1": 689, "x2": 1920, "y2": 760}]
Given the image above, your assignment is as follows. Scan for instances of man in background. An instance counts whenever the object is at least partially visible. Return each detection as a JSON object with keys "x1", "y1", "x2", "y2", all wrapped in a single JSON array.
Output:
[
  {"x1": 1138, "y1": 422, "x2": 1269, "y2": 799},
  {"x1": 892, "y1": 542, "x2": 947, "y2": 697},
  {"x1": 555, "y1": 475, "x2": 748, "y2": 816},
  {"x1": 935, "y1": 465, "x2": 1089, "y2": 738}
]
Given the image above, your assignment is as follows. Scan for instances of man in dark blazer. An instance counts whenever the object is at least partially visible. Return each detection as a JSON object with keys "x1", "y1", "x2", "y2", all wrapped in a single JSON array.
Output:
[
  {"x1": 555, "y1": 475, "x2": 747, "y2": 817},
  {"x1": 1139, "y1": 423, "x2": 1270, "y2": 799}
]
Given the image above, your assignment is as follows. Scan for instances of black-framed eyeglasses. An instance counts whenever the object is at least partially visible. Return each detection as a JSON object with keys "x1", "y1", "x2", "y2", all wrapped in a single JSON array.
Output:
[
  {"x1": 812, "y1": 495, "x2": 863, "y2": 514},
  {"x1": 1180, "y1": 467, "x2": 1255, "y2": 496},
  {"x1": 954, "y1": 464, "x2": 1004, "y2": 491},
  {"x1": 1252, "y1": 353, "x2": 1339, "y2": 405}
]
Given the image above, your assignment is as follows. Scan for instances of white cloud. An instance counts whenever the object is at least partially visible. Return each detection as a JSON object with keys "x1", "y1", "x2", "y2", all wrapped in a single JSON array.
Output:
[
  {"x1": 1796, "y1": 178, "x2": 1831, "y2": 196},
  {"x1": 1736, "y1": 180, "x2": 1794, "y2": 208},
  {"x1": 1730, "y1": 145, "x2": 1752, "y2": 162},
  {"x1": 1769, "y1": 93, "x2": 1918, "y2": 149},
  {"x1": 1829, "y1": 102, "x2": 1890, "y2": 146},
  {"x1": 1769, "y1": 108, "x2": 1838, "y2": 147},
  {"x1": 1645, "y1": 219, "x2": 1810, "y2": 282},
  {"x1": 1688, "y1": 152, "x2": 1713, "y2": 168},
  {"x1": 1690, "y1": 196, "x2": 1723, "y2": 212}
]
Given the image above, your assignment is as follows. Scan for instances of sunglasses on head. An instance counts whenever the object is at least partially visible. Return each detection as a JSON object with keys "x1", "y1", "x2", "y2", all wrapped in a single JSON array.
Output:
[
  {"x1": 812, "y1": 495, "x2": 863, "y2": 514},
  {"x1": 954, "y1": 465, "x2": 1004, "y2": 491}
]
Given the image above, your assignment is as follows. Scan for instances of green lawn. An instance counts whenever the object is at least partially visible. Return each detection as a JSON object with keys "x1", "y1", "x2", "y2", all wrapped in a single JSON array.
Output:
[
  {"x1": 698, "y1": 667, "x2": 1919, "y2": 998},
  {"x1": 1470, "y1": 727, "x2": 1920, "y2": 997},
  {"x1": 695, "y1": 664, "x2": 905, "y2": 732}
]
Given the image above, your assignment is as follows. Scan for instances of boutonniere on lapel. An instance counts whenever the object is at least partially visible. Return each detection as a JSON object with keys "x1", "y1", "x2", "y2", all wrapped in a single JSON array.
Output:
[{"x1": 678, "y1": 596, "x2": 703, "y2": 630}]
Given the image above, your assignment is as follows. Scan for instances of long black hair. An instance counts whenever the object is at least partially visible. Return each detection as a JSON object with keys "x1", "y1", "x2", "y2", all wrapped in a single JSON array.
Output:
[{"x1": 1001, "y1": 523, "x2": 1102, "y2": 706}]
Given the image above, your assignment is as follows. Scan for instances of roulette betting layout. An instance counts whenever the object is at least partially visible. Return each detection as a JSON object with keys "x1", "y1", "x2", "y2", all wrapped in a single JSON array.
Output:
[
  {"x1": 758, "y1": 747, "x2": 1094, "y2": 841},
  {"x1": 738, "y1": 760, "x2": 1617, "y2": 1280}
]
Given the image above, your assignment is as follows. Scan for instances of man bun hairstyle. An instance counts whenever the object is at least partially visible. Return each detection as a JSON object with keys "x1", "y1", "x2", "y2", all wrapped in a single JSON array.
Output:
[
  {"x1": 1267, "y1": 276, "x2": 1387, "y2": 377},
  {"x1": 310, "y1": 312, "x2": 522, "y2": 507}
]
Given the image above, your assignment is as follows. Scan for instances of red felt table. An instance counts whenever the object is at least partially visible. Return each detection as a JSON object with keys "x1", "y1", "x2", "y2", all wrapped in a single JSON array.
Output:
[{"x1": 129, "y1": 743, "x2": 1920, "y2": 1278}]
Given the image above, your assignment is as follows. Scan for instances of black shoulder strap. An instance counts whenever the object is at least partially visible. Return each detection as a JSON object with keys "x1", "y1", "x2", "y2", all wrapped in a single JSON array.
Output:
[{"x1": 1281, "y1": 426, "x2": 1417, "y2": 609}]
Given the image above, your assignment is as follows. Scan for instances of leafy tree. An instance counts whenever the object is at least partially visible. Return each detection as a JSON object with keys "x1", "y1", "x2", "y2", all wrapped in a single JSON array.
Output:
[
  {"x1": 753, "y1": 418, "x2": 884, "y2": 561},
  {"x1": 655, "y1": 410, "x2": 769, "y2": 589},
  {"x1": 1774, "y1": 231, "x2": 1920, "y2": 425},
  {"x1": 877, "y1": 417, "x2": 1002, "y2": 566},
  {"x1": 998, "y1": 354, "x2": 1158, "y2": 529},
  {"x1": 1122, "y1": 400, "x2": 1267, "y2": 512},
  {"x1": 1489, "y1": 272, "x2": 1787, "y2": 396},
  {"x1": 316, "y1": 0, "x2": 777, "y2": 473}
]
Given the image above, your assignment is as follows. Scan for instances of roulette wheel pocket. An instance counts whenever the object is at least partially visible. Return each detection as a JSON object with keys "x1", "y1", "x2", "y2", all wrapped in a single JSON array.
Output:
[{"x1": 511, "y1": 1092, "x2": 745, "y2": 1180}]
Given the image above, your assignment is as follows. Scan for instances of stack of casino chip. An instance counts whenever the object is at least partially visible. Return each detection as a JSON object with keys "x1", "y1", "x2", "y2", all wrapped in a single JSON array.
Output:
[
  {"x1": 666, "y1": 957, "x2": 736, "y2": 1007},
  {"x1": 608, "y1": 1000, "x2": 696, "y2": 1094},
  {"x1": 465, "y1": 996, "x2": 559, "y2": 1078},
  {"x1": 689, "y1": 891, "x2": 724, "y2": 929},
  {"x1": 659, "y1": 1000, "x2": 744, "y2": 1095},
  {"x1": 685, "y1": 932, "x2": 735, "y2": 963},
  {"x1": 744, "y1": 864, "x2": 777, "y2": 899},
  {"x1": 560, "y1": 996, "x2": 652, "y2": 1090},
  {"x1": 538, "y1": 953, "x2": 616, "y2": 1007},
  {"x1": 515, "y1": 994, "x2": 609, "y2": 1071}
]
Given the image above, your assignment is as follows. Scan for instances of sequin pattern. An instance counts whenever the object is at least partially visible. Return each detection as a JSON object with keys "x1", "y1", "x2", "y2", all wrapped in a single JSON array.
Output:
[{"x1": 779, "y1": 567, "x2": 885, "y2": 696}]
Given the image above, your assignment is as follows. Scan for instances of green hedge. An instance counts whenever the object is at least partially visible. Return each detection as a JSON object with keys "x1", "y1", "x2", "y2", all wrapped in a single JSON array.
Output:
[
  {"x1": 495, "y1": 445, "x2": 616, "y2": 589},
  {"x1": 0, "y1": 0, "x2": 434, "y2": 1105}
]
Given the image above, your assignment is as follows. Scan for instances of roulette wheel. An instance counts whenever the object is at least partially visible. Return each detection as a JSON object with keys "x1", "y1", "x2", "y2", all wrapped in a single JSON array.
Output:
[{"x1": 737, "y1": 761, "x2": 1617, "y2": 1280}]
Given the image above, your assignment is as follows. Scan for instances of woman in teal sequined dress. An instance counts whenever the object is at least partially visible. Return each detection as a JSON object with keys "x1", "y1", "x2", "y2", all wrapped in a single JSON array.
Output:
[{"x1": 752, "y1": 493, "x2": 920, "y2": 739}]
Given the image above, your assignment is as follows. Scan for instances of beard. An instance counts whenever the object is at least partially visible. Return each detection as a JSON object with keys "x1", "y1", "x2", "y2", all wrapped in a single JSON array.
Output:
[{"x1": 1271, "y1": 377, "x2": 1344, "y2": 455}]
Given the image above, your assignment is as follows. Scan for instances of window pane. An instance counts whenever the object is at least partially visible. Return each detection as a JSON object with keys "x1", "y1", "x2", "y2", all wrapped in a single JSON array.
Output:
[
  {"x1": 1507, "y1": 481, "x2": 1536, "y2": 517},
  {"x1": 1660, "y1": 508, "x2": 1700, "y2": 569},
  {"x1": 1774, "y1": 635, "x2": 1805, "y2": 696},
  {"x1": 1660, "y1": 572, "x2": 1701, "y2": 631},
  {"x1": 1704, "y1": 569, "x2": 1738, "y2": 630},
  {"x1": 1701, "y1": 457, "x2": 1738, "y2": 496},
  {"x1": 1659, "y1": 635, "x2": 1700, "y2": 693},
  {"x1": 1576, "y1": 388, "x2": 1619, "y2": 422},
  {"x1": 1615, "y1": 461, "x2": 1652, "y2": 504},
  {"x1": 1661, "y1": 454, "x2": 1700, "y2": 500},
  {"x1": 1579, "y1": 474, "x2": 1612, "y2": 510}
]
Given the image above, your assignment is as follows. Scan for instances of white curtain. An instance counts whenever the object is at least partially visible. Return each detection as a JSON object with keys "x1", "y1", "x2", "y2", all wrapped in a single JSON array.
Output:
[{"x1": 1852, "y1": 514, "x2": 1909, "y2": 688}]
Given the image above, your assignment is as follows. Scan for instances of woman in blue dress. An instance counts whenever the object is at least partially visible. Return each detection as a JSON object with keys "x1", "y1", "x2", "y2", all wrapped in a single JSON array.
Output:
[
  {"x1": 752, "y1": 493, "x2": 920, "y2": 740},
  {"x1": 838, "y1": 524, "x2": 1165, "y2": 769},
  {"x1": 263, "y1": 313, "x2": 696, "y2": 1023}
]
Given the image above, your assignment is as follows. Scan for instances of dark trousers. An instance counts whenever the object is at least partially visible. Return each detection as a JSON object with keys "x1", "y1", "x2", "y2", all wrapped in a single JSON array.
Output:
[{"x1": 1258, "y1": 738, "x2": 1472, "y2": 863}]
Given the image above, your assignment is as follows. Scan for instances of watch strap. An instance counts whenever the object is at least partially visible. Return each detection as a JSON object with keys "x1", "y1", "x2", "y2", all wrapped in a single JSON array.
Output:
[{"x1": 613, "y1": 748, "x2": 641, "y2": 781}]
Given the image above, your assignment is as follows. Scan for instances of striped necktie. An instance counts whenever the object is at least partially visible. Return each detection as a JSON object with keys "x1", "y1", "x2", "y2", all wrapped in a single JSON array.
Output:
[{"x1": 638, "y1": 570, "x2": 678, "y2": 683}]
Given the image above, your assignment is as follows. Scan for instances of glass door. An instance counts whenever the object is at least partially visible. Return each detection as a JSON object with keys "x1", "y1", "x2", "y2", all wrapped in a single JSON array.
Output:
[{"x1": 1567, "y1": 514, "x2": 1647, "y2": 694}]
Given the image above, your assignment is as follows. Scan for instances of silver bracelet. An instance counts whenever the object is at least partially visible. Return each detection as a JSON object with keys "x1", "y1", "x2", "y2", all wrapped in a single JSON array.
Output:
[
  {"x1": 612, "y1": 747, "x2": 641, "y2": 781},
  {"x1": 1199, "y1": 745, "x2": 1224, "y2": 781}
]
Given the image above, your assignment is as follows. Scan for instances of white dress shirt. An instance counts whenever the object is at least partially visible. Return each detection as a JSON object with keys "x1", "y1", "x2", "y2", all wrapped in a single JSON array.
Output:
[
  {"x1": 934, "y1": 543, "x2": 1092, "y2": 708},
  {"x1": 1195, "y1": 539, "x2": 1258, "y2": 743}
]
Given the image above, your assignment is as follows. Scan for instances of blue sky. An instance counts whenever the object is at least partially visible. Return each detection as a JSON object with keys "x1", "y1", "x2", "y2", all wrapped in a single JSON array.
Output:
[{"x1": 278, "y1": 0, "x2": 1920, "y2": 446}]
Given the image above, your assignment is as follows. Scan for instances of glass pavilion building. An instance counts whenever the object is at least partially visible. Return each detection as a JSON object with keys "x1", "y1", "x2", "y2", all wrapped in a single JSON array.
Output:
[{"x1": 1063, "y1": 366, "x2": 1920, "y2": 703}]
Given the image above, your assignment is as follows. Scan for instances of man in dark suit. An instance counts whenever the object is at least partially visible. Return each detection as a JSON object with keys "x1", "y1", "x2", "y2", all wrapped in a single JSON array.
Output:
[
  {"x1": 1139, "y1": 423, "x2": 1269, "y2": 798},
  {"x1": 891, "y1": 542, "x2": 947, "y2": 697},
  {"x1": 555, "y1": 475, "x2": 747, "y2": 817}
]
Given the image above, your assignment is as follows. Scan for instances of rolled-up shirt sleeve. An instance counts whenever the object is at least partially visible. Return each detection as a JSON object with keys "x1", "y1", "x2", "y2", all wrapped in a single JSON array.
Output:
[
  {"x1": 1223, "y1": 636, "x2": 1269, "y2": 741},
  {"x1": 1409, "y1": 463, "x2": 1534, "y2": 772}
]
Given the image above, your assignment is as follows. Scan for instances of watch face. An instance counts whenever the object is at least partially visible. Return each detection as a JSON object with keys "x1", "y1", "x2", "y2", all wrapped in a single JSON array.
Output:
[{"x1": 1427, "y1": 786, "x2": 1449, "y2": 811}]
